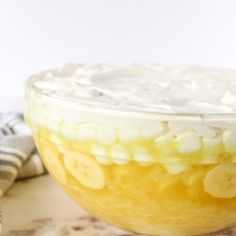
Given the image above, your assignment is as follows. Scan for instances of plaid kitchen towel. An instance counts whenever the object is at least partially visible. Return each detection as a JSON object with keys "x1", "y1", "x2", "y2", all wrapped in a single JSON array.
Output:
[{"x1": 0, "y1": 113, "x2": 47, "y2": 197}]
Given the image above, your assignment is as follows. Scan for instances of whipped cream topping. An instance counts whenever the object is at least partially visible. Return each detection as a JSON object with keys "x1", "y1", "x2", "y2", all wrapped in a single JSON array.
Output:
[{"x1": 29, "y1": 63, "x2": 236, "y2": 114}]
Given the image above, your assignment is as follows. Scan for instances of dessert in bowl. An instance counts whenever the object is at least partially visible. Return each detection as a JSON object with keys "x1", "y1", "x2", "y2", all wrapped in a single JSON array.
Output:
[{"x1": 25, "y1": 64, "x2": 236, "y2": 236}]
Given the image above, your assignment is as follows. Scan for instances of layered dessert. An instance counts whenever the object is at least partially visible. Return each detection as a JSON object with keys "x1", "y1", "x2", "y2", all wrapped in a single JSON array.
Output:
[{"x1": 25, "y1": 64, "x2": 236, "y2": 236}]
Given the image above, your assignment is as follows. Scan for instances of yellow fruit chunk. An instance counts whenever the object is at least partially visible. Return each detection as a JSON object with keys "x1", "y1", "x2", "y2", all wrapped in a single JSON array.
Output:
[
  {"x1": 64, "y1": 150, "x2": 105, "y2": 189},
  {"x1": 204, "y1": 164, "x2": 236, "y2": 198},
  {"x1": 184, "y1": 168, "x2": 206, "y2": 201},
  {"x1": 44, "y1": 148, "x2": 67, "y2": 185}
]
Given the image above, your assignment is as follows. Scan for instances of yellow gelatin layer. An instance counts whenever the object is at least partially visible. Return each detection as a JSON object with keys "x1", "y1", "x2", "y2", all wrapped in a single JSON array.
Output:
[{"x1": 32, "y1": 126, "x2": 236, "y2": 236}]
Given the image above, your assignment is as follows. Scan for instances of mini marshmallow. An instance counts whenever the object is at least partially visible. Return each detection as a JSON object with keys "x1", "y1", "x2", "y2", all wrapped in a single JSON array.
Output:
[
  {"x1": 46, "y1": 115, "x2": 61, "y2": 132},
  {"x1": 141, "y1": 122, "x2": 166, "y2": 139},
  {"x1": 163, "y1": 163, "x2": 188, "y2": 174},
  {"x1": 154, "y1": 133, "x2": 175, "y2": 143},
  {"x1": 31, "y1": 110, "x2": 47, "y2": 127},
  {"x1": 203, "y1": 135, "x2": 222, "y2": 148},
  {"x1": 77, "y1": 124, "x2": 96, "y2": 142},
  {"x1": 111, "y1": 144, "x2": 130, "y2": 164},
  {"x1": 176, "y1": 132, "x2": 202, "y2": 154},
  {"x1": 133, "y1": 147, "x2": 154, "y2": 164},
  {"x1": 91, "y1": 145, "x2": 112, "y2": 165},
  {"x1": 97, "y1": 125, "x2": 116, "y2": 145},
  {"x1": 61, "y1": 124, "x2": 77, "y2": 140},
  {"x1": 118, "y1": 128, "x2": 141, "y2": 143}
]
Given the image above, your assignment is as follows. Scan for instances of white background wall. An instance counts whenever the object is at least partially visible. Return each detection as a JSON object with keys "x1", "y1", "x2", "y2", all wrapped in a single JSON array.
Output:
[{"x1": 1, "y1": 0, "x2": 236, "y2": 100}]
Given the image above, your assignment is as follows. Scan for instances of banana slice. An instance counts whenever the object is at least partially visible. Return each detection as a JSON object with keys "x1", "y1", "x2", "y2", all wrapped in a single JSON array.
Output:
[
  {"x1": 204, "y1": 164, "x2": 236, "y2": 198},
  {"x1": 39, "y1": 137, "x2": 67, "y2": 185},
  {"x1": 64, "y1": 150, "x2": 105, "y2": 189},
  {"x1": 44, "y1": 148, "x2": 67, "y2": 185},
  {"x1": 49, "y1": 134, "x2": 68, "y2": 154}
]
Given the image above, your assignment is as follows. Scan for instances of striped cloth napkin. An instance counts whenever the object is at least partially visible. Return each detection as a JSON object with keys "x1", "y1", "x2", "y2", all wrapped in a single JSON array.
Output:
[{"x1": 0, "y1": 113, "x2": 47, "y2": 197}]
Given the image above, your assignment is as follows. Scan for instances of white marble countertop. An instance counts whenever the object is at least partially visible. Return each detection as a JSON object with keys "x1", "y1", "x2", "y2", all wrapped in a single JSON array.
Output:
[
  {"x1": 2, "y1": 175, "x2": 135, "y2": 236},
  {"x1": 2, "y1": 175, "x2": 236, "y2": 236}
]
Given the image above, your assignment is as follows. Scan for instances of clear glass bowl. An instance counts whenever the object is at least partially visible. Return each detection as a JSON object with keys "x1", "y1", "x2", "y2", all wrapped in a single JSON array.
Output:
[{"x1": 24, "y1": 65, "x2": 236, "y2": 236}]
